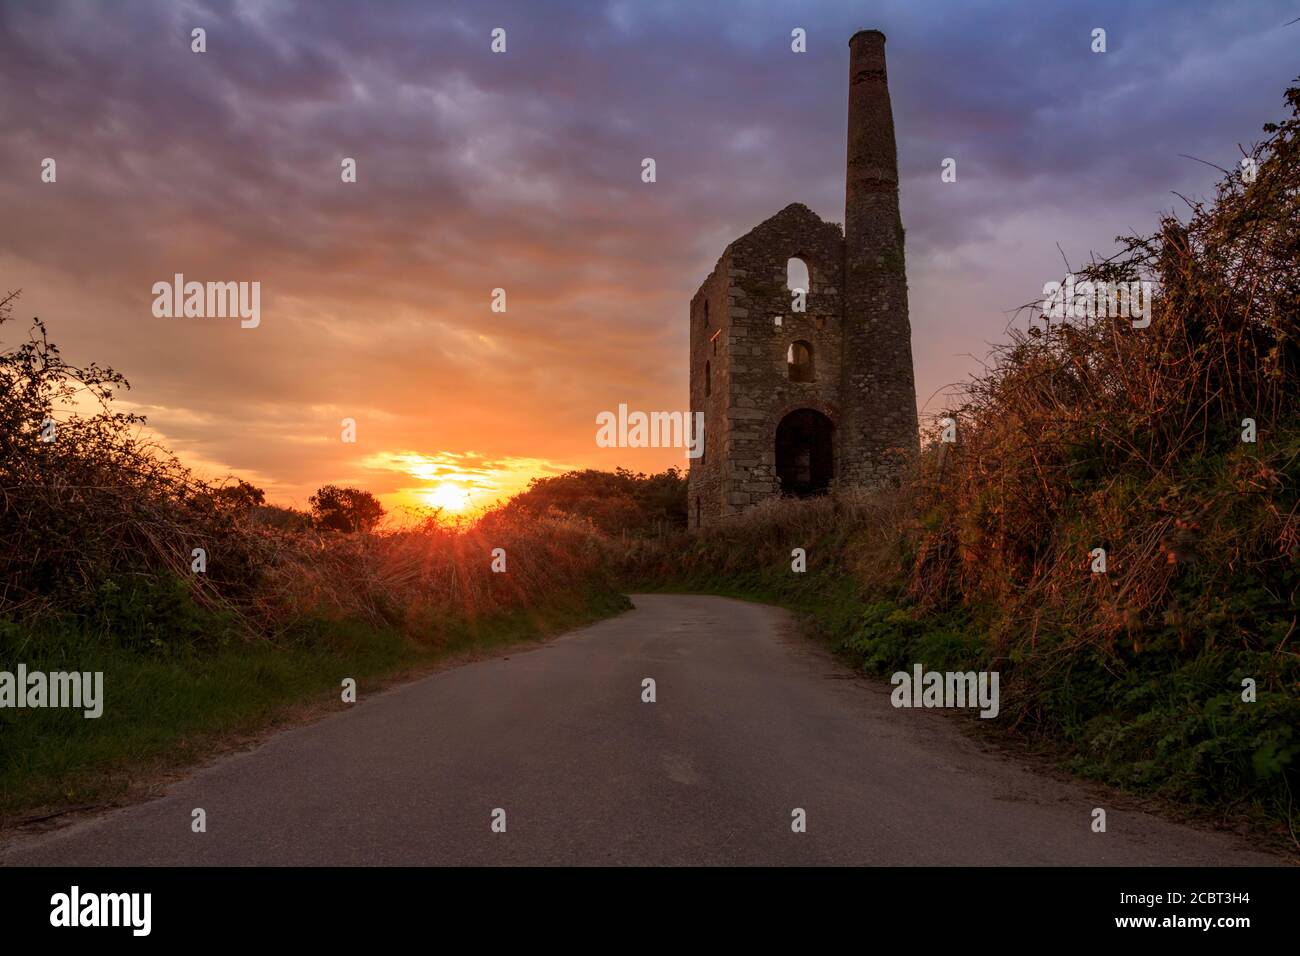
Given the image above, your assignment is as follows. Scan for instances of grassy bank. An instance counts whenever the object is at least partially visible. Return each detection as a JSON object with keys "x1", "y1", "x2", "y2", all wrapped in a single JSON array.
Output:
[{"x1": 1, "y1": 587, "x2": 630, "y2": 823}]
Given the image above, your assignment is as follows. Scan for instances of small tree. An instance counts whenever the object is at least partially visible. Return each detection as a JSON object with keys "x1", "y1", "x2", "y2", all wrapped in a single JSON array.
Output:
[
  {"x1": 214, "y1": 479, "x2": 266, "y2": 512},
  {"x1": 308, "y1": 484, "x2": 385, "y2": 533}
]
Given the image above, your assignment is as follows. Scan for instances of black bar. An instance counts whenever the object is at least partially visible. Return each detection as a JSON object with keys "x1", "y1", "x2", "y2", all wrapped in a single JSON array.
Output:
[{"x1": 1, "y1": 866, "x2": 1294, "y2": 942}]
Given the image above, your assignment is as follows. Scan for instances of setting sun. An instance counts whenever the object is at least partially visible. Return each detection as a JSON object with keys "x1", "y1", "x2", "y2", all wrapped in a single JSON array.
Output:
[
  {"x1": 358, "y1": 450, "x2": 568, "y2": 521},
  {"x1": 422, "y1": 482, "x2": 473, "y2": 513}
]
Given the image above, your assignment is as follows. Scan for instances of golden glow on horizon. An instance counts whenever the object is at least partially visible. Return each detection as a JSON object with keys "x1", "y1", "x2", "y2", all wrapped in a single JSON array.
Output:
[{"x1": 362, "y1": 449, "x2": 567, "y2": 522}]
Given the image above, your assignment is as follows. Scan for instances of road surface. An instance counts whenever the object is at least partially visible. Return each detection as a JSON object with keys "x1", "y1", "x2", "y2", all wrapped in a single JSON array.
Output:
[{"x1": 0, "y1": 595, "x2": 1279, "y2": 865}]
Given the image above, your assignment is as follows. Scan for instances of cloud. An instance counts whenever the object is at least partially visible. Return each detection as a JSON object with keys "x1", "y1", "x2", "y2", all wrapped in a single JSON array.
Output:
[{"x1": 0, "y1": 0, "x2": 1293, "y2": 503}]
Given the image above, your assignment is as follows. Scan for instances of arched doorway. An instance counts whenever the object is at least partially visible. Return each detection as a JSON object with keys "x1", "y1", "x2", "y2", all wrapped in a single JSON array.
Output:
[{"x1": 775, "y1": 409, "x2": 833, "y2": 496}]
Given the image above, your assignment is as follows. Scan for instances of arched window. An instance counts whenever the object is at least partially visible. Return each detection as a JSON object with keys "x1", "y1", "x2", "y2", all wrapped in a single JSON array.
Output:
[
  {"x1": 786, "y1": 257, "x2": 810, "y2": 294},
  {"x1": 705, "y1": 360, "x2": 711, "y2": 397},
  {"x1": 787, "y1": 341, "x2": 814, "y2": 382}
]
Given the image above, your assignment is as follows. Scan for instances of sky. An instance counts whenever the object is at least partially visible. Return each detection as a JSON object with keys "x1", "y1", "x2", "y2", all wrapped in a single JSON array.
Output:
[{"x1": 1, "y1": 0, "x2": 1296, "y2": 518}]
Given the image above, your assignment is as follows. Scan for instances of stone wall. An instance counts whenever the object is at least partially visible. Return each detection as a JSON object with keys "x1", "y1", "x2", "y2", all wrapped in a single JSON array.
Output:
[
  {"x1": 687, "y1": 251, "x2": 731, "y2": 528},
  {"x1": 689, "y1": 204, "x2": 844, "y2": 526}
]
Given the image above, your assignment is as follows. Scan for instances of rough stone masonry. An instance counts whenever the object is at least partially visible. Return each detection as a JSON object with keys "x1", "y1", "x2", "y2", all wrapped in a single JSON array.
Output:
[{"x1": 688, "y1": 29, "x2": 919, "y2": 529}]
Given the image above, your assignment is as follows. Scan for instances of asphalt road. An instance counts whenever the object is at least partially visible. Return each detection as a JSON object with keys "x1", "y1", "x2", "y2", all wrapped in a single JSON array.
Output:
[{"x1": 0, "y1": 594, "x2": 1279, "y2": 865}]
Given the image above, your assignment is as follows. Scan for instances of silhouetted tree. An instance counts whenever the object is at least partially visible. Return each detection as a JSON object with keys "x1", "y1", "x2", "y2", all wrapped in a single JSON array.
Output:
[{"x1": 309, "y1": 484, "x2": 385, "y2": 532}]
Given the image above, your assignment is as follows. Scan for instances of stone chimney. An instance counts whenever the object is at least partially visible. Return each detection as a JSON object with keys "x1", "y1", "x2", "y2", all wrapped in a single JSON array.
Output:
[{"x1": 839, "y1": 29, "x2": 919, "y2": 484}]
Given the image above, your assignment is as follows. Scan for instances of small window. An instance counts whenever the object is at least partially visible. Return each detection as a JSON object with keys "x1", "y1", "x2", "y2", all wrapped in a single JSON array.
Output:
[
  {"x1": 786, "y1": 257, "x2": 810, "y2": 294},
  {"x1": 787, "y1": 341, "x2": 814, "y2": 382},
  {"x1": 703, "y1": 300, "x2": 710, "y2": 325},
  {"x1": 705, "y1": 360, "x2": 711, "y2": 397}
]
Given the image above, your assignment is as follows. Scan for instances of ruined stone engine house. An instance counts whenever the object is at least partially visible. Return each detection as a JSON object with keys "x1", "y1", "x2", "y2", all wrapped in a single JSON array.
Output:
[{"x1": 688, "y1": 29, "x2": 919, "y2": 529}]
